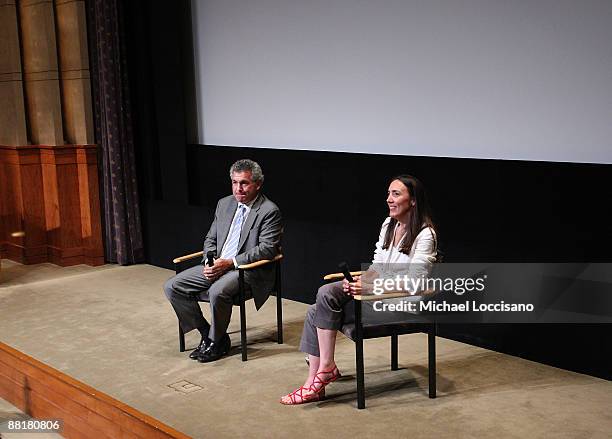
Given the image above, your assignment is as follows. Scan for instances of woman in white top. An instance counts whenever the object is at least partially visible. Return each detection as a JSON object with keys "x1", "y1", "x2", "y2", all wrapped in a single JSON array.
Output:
[{"x1": 281, "y1": 175, "x2": 438, "y2": 405}]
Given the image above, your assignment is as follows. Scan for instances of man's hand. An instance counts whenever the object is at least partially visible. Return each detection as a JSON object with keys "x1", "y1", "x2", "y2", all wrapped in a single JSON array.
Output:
[{"x1": 203, "y1": 258, "x2": 234, "y2": 281}]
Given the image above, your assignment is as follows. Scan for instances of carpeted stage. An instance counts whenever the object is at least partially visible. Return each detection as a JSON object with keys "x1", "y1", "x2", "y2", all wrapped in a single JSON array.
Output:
[{"x1": 0, "y1": 260, "x2": 610, "y2": 438}]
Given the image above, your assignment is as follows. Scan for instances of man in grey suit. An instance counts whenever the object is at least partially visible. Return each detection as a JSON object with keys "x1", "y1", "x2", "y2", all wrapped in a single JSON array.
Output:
[{"x1": 164, "y1": 159, "x2": 282, "y2": 363}]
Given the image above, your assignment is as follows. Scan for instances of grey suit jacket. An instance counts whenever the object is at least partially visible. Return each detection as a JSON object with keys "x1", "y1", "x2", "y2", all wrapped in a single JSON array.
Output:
[{"x1": 202, "y1": 194, "x2": 282, "y2": 309}]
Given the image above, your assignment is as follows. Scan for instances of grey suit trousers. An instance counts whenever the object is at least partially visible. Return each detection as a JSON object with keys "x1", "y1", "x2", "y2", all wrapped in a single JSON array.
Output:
[{"x1": 164, "y1": 265, "x2": 245, "y2": 342}]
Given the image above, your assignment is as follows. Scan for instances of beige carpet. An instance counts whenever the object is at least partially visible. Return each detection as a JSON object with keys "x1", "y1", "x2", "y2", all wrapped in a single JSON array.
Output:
[{"x1": 0, "y1": 259, "x2": 610, "y2": 439}]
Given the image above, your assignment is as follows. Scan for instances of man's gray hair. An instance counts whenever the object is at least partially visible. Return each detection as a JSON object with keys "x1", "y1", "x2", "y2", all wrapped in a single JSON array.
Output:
[{"x1": 229, "y1": 159, "x2": 264, "y2": 183}]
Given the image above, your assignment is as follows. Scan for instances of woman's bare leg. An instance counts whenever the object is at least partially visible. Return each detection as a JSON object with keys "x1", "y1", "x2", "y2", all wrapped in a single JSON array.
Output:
[
  {"x1": 303, "y1": 327, "x2": 337, "y2": 388},
  {"x1": 316, "y1": 328, "x2": 337, "y2": 370},
  {"x1": 281, "y1": 282, "x2": 345, "y2": 404},
  {"x1": 281, "y1": 326, "x2": 340, "y2": 403},
  {"x1": 308, "y1": 328, "x2": 339, "y2": 392}
]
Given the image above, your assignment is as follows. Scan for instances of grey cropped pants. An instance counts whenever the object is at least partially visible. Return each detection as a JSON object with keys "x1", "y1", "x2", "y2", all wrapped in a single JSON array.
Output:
[
  {"x1": 299, "y1": 281, "x2": 362, "y2": 357},
  {"x1": 299, "y1": 280, "x2": 422, "y2": 356}
]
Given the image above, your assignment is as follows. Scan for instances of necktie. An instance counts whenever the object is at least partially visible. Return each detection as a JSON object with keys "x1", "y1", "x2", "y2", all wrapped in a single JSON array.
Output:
[{"x1": 221, "y1": 205, "x2": 246, "y2": 259}]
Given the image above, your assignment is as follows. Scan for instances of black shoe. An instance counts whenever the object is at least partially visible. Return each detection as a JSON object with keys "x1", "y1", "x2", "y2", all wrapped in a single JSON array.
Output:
[
  {"x1": 197, "y1": 333, "x2": 231, "y2": 363},
  {"x1": 189, "y1": 336, "x2": 211, "y2": 360}
]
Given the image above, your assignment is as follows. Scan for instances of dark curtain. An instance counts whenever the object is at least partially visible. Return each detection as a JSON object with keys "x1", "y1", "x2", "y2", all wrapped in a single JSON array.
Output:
[{"x1": 86, "y1": 0, "x2": 144, "y2": 264}]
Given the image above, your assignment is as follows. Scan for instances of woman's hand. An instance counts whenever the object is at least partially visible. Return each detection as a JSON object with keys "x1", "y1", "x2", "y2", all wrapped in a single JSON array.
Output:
[{"x1": 342, "y1": 275, "x2": 362, "y2": 295}]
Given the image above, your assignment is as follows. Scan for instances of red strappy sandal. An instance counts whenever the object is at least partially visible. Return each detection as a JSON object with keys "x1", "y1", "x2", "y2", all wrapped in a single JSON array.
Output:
[
  {"x1": 280, "y1": 386, "x2": 325, "y2": 405},
  {"x1": 310, "y1": 365, "x2": 341, "y2": 394}
]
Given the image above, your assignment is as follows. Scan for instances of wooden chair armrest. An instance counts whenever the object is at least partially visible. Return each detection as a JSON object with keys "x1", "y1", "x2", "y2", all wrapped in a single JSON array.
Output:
[
  {"x1": 323, "y1": 271, "x2": 363, "y2": 281},
  {"x1": 353, "y1": 288, "x2": 436, "y2": 301},
  {"x1": 172, "y1": 251, "x2": 204, "y2": 264},
  {"x1": 237, "y1": 254, "x2": 283, "y2": 270}
]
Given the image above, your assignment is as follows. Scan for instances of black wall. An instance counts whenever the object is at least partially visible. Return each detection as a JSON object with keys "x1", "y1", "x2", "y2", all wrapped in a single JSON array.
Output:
[{"x1": 124, "y1": 0, "x2": 611, "y2": 380}]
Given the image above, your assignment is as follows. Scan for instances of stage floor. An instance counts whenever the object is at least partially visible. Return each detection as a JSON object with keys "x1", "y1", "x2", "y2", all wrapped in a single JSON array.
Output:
[{"x1": 1, "y1": 260, "x2": 610, "y2": 439}]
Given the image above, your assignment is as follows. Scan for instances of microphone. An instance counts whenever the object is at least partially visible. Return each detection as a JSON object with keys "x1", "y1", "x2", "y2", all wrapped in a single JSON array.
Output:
[
  {"x1": 338, "y1": 262, "x2": 354, "y2": 282},
  {"x1": 206, "y1": 251, "x2": 215, "y2": 267}
]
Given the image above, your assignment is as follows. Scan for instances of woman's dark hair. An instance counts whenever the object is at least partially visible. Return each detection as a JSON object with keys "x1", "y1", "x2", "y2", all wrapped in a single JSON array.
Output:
[{"x1": 382, "y1": 175, "x2": 437, "y2": 255}]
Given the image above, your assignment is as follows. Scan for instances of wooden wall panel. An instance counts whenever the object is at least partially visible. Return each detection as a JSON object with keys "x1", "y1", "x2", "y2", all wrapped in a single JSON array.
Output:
[
  {"x1": 16, "y1": 147, "x2": 48, "y2": 263},
  {"x1": 41, "y1": 146, "x2": 84, "y2": 265},
  {"x1": 78, "y1": 146, "x2": 104, "y2": 265},
  {"x1": 0, "y1": 0, "x2": 28, "y2": 145},
  {"x1": 0, "y1": 1, "x2": 104, "y2": 267},
  {"x1": 0, "y1": 147, "x2": 23, "y2": 257},
  {"x1": 0, "y1": 342, "x2": 191, "y2": 439},
  {"x1": 55, "y1": 0, "x2": 94, "y2": 145},
  {"x1": 19, "y1": 0, "x2": 64, "y2": 146},
  {"x1": 0, "y1": 146, "x2": 47, "y2": 263},
  {"x1": 0, "y1": 145, "x2": 103, "y2": 266}
]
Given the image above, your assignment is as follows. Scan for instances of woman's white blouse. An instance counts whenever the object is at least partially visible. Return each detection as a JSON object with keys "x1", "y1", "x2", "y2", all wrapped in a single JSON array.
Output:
[{"x1": 371, "y1": 217, "x2": 437, "y2": 294}]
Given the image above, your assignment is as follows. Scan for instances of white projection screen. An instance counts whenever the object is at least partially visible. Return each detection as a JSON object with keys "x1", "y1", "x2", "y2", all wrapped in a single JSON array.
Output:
[{"x1": 191, "y1": 0, "x2": 612, "y2": 164}]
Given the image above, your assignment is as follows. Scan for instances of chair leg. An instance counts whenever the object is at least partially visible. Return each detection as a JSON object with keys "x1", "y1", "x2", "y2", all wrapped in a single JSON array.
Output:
[
  {"x1": 276, "y1": 263, "x2": 283, "y2": 344},
  {"x1": 428, "y1": 325, "x2": 436, "y2": 399},
  {"x1": 239, "y1": 270, "x2": 248, "y2": 361},
  {"x1": 354, "y1": 300, "x2": 366, "y2": 409},
  {"x1": 179, "y1": 324, "x2": 185, "y2": 352},
  {"x1": 391, "y1": 334, "x2": 398, "y2": 371},
  {"x1": 176, "y1": 262, "x2": 186, "y2": 353}
]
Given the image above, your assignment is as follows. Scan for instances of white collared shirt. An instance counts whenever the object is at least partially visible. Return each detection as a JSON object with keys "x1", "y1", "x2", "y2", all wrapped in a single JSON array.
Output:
[
  {"x1": 220, "y1": 195, "x2": 258, "y2": 267},
  {"x1": 371, "y1": 217, "x2": 437, "y2": 293}
]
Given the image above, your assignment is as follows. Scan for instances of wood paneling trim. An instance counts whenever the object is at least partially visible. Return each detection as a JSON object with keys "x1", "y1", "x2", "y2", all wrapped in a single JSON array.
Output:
[{"x1": 0, "y1": 342, "x2": 191, "y2": 439}]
